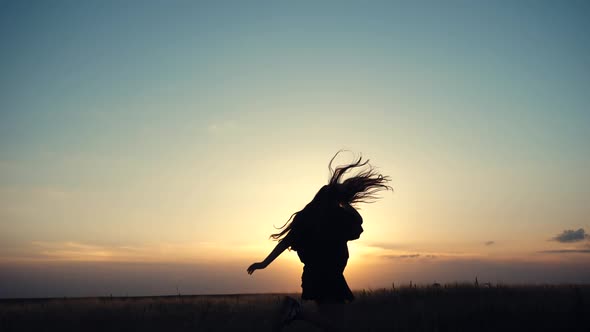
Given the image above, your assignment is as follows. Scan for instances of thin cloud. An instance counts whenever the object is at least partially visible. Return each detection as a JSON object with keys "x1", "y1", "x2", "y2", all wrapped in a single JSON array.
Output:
[
  {"x1": 551, "y1": 228, "x2": 589, "y2": 243},
  {"x1": 31, "y1": 241, "x2": 142, "y2": 262},
  {"x1": 537, "y1": 249, "x2": 590, "y2": 254},
  {"x1": 19, "y1": 241, "x2": 255, "y2": 263},
  {"x1": 367, "y1": 242, "x2": 408, "y2": 251},
  {"x1": 383, "y1": 254, "x2": 437, "y2": 259},
  {"x1": 385, "y1": 254, "x2": 421, "y2": 259},
  {"x1": 484, "y1": 241, "x2": 495, "y2": 246}
]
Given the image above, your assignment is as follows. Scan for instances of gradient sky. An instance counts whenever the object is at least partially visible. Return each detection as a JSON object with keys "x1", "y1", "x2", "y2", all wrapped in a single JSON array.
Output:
[{"x1": 1, "y1": 1, "x2": 589, "y2": 298}]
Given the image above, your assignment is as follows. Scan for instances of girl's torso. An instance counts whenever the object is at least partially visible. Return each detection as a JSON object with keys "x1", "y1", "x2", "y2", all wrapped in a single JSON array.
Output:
[{"x1": 288, "y1": 205, "x2": 363, "y2": 268}]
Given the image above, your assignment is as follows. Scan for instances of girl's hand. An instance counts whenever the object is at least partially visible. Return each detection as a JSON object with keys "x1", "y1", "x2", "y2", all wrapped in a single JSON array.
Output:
[{"x1": 247, "y1": 262, "x2": 266, "y2": 275}]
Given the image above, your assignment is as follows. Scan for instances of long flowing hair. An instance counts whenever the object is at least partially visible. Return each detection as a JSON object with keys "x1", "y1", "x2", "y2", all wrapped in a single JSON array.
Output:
[{"x1": 270, "y1": 151, "x2": 392, "y2": 241}]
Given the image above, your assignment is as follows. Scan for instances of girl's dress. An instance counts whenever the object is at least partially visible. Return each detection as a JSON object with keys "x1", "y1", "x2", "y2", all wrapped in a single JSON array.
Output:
[{"x1": 285, "y1": 204, "x2": 363, "y2": 303}]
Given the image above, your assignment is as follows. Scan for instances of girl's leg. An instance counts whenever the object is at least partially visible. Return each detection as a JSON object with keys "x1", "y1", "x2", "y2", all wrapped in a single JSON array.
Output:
[
  {"x1": 297, "y1": 301, "x2": 346, "y2": 332},
  {"x1": 271, "y1": 296, "x2": 301, "y2": 332},
  {"x1": 271, "y1": 298, "x2": 347, "y2": 332}
]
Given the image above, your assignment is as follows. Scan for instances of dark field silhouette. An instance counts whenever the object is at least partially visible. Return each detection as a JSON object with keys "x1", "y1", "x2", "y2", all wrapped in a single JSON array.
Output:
[{"x1": 1, "y1": 284, "x2": 589, "y2": 331}]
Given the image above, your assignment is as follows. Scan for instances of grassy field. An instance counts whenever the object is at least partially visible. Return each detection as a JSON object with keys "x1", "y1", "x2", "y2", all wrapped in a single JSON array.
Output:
[{"x1": 1, "y1": 284, "x2": 588, "y2": 331}]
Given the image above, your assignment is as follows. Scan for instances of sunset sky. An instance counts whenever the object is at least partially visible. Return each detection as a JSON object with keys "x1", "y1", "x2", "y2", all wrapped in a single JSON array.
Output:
[{"x1": 1, "y1": 1, "x2": 589, "y2": 298}]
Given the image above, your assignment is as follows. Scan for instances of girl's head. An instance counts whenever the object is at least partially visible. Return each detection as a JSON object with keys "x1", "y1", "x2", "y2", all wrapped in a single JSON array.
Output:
[
  {"x1": 326, "y1": 151, "x2": 392, "y2": 206},
  {"x1": 304, "y1": 153, "x2": 391, "y2": 207},
  {"x1": 270, "y1": 151, "x2": 392, "y2": 241}
]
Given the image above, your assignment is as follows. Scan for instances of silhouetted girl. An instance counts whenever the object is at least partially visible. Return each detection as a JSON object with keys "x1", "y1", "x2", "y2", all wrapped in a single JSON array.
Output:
[{"x1": 247, "y1": 152, "x2": 391, "y2": 332}]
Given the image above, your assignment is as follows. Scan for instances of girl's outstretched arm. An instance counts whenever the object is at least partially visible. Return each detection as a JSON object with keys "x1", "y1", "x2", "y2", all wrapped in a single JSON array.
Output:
[{"x1": 247, "y1": 237, "x2": 292, "y2": 275}]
